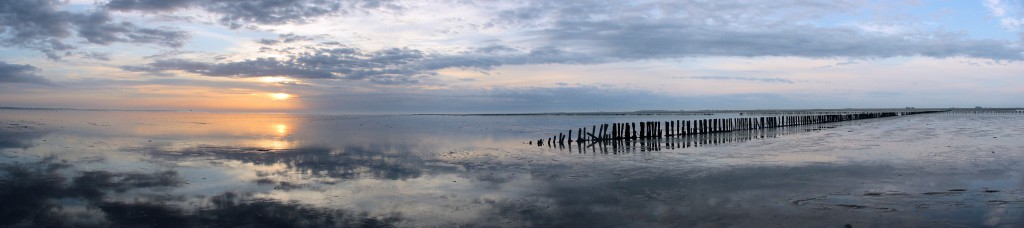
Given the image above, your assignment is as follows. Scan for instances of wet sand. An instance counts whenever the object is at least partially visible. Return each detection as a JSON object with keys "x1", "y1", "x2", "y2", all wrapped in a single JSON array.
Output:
[{"x1": 1, "y1": 110, "x2": 1022, "y2": 227}]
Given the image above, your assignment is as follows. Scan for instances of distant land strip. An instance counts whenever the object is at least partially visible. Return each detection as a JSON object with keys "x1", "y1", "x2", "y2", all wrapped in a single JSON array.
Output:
[
  {"x1": 419, "y1": 108, "x2": 1024, "y2": 116},
  {"x1": 0, "y1": 106, "x2": 177, "y2": 112}
]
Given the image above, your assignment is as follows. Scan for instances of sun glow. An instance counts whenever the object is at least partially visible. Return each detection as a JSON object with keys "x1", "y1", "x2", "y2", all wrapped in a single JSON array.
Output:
[
  {"x1": 270, "y1": 93, "x2": 292, "y2": 100},
  {"x1": 275, "y1": 124, "x2": 288, "y2": 135}
]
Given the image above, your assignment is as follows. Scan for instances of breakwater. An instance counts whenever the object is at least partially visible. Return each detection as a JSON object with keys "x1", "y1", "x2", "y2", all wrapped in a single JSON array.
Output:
[{"x1": 532, "y1": 110, "x2": 948, "y2": 147}]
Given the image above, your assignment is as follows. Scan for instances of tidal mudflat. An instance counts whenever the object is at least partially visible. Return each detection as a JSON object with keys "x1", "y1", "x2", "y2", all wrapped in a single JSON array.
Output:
[{"x1": 1, "y1": 110, "x2": 1023, "y2": 227}]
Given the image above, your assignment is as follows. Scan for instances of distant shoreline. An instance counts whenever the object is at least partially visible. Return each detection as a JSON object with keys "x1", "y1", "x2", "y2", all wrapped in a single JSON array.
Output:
[
  {"x1": 0, "y1": 106, "x2": 177, "y2": 112},
  {"x1": 414, "y1": 108, "x2": 1024, "y2": 116}
]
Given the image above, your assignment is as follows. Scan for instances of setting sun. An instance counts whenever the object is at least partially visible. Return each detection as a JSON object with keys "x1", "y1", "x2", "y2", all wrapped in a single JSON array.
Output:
[
  {"x1": 269, "y1": 93, "x2": 292, "y2": 101},
  {"x1": 274, "y1": 124, "x2": 288, "y2": 135}
]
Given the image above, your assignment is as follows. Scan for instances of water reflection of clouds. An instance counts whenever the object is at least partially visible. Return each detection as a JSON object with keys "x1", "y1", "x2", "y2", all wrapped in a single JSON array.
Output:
[
  {"x1": 5, "y1": 111, "x2": 1024, "y2": 226},
  {"x1": 117, "y1": 142, "x2": 560, "y2": 226},
  {"x1": 0, "y1": 131, "x2": 47, "y2": 150},
  {"x1": 0, "y1": 157, "x2": 402, "y2": 227}
]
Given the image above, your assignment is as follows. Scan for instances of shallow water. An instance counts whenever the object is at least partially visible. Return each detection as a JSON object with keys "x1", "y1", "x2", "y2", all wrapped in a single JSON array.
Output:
[{"x1": 1, "y1": 110, "x2": 1023, "y2": 227}]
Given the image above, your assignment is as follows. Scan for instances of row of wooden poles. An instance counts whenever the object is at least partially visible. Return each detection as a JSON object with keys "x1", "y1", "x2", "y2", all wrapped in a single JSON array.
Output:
[
  {"x1": 534, "y1": 110, "x2": 947, "y2": 146},
  {"x1": 556, "y1": 125, "x2": 809, "y2": 154}
]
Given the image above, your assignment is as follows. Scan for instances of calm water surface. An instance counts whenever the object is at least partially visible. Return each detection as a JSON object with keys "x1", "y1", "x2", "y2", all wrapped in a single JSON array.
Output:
[{"x1": 2, "y1": 110, "x2": 1023, "y2": 227}]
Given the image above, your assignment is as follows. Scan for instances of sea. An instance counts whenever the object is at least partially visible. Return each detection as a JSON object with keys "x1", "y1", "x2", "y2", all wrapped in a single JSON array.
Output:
[{"x1": 1, "y1": 109, "x2": 1023, "y2": 227}]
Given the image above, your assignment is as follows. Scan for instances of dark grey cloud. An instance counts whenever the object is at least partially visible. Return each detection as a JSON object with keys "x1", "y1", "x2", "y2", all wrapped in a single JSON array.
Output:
[
  {"x1": 0, "y1": 0, "x2": 188, "y2": 60},
  {"x1": 72, "y1": 11, "x2": 188, "y2": 47},
  {"x1": 0, "y1": 61, "x2": 55, "y2": 85},
  {"x1": 676, "y1": 76, "x2": 794, "y2": 84},
  {"x1": 123, "y1": 42, "x2": 607, "y2": 85},
  {"x1": 104, "y1": 0, "x2": 195, "y2": 11},
  {"x1": 122, "y1": 58, "x2": 334, "y2": 79},
  {"x1": 105, "y1": 0, "x2": 401, "y2": 29},
  {"x1": 123, "y1": 45, "x2": 434, "y2": 83}
]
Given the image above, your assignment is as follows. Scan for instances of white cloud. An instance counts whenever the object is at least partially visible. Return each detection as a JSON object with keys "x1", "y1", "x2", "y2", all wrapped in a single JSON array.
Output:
[{"x1": 985, "y1": 0, "x2": 1024, "y2": 31}]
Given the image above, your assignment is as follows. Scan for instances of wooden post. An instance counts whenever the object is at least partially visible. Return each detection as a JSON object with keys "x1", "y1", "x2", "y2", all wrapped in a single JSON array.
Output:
[
  {"x1": 612, "y1": 123, "x2": 618, "y2": 140},
  {"x1": 591, "y1": 125, "x2": 597, "y2": 141},
  {"x1": 626, "y1": 122, "x2": 634, "y2": 139}
]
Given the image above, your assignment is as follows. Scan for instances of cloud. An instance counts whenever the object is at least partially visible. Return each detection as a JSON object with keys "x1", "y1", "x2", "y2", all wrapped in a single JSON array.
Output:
[
  {"x1": 256, "y1": 33, "x2": 318, "y2": 45},
  {"x1": 0, "y1": 61, "x2": 55, "y2": 85},
  {"x1": 677, "y1": 76, "x2": 795, "y2": 84},
  {"x1": 126, "y1": 0, "x2": 1022, "y2": 86},
  {"x1": 476, "y1": 0, "x2": 1023, "y2": 61},
  {"x1": 0, "y1": 0, "x2": 188, "y2": 60},
  {"x1": 72, "y1": 11, "x2": 188, "y2": 47},
  {"x1": 122, "y1": 58, "x2": 335, "y2": 79},
  {"x1": 541, "y1": 19, "x2": 1023, "y2": 61},
  {"x1": 105, "y1": 0, "x2": 402, "y2": 29},
  {"x1": 984, "y1": 0, "x2": 1023, "y2": 31},
  {"x1": 123, "y1": 45, "x2": 434, "y2": 83},
  {"x1": 104, "y1": 0, "x2": 196, "y2": 11},
  {"x1": 76, "y1": 51, "x2": 112, "y2": 61}
]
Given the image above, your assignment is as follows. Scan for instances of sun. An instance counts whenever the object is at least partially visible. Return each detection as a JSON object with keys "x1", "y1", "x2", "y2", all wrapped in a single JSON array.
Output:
[{"x1": 269, "y1": 93, "x2": 292, "y2": 100}]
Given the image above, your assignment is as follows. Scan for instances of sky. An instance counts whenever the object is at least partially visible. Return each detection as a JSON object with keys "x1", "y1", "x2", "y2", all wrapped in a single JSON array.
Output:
[{"x1": 0, "y1": 0, "x2": 1022, "y2": 114}]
